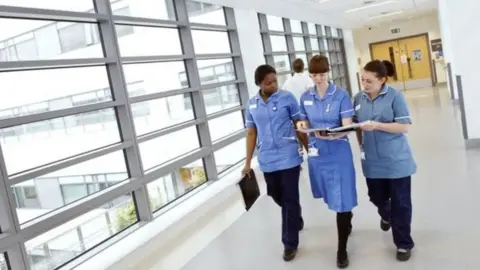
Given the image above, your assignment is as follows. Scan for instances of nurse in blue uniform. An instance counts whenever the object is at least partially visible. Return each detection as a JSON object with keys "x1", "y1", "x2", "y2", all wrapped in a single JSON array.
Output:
[
  {"x1": 242, "y1": 64, "x2": 309, "y2": 262},
  {"x1": 354, "y1": 60, "x2": 416, "y2": 262},
  {"x1": 297, "y1": 55, "x2": 357, "y2": 269}
]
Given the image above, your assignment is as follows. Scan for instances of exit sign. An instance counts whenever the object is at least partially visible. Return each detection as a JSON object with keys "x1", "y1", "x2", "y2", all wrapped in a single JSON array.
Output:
[{"x1": 391, "y1": 28, "x2": 400, "y2": 34}]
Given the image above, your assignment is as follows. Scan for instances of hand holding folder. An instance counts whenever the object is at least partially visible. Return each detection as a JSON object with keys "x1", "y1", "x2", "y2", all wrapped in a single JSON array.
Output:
[{"x1": 238, "y1": 169, "x2": 260, "y2": 211}]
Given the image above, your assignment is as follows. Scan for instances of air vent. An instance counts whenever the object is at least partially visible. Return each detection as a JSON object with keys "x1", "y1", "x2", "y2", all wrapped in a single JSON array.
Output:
[{"x1": 364, "y1": 0, "x2": 376, "y2": 4}]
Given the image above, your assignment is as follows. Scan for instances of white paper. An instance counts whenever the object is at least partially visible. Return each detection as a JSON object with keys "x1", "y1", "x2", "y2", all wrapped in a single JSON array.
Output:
[{"x1": 297, "y1": 122, "x2": 365, "y2": 134}]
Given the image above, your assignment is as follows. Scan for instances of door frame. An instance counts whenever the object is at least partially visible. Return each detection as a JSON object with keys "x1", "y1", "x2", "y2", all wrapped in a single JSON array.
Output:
[{"x1": 368, "y1": 33, "x2": 435, "y2": 88}]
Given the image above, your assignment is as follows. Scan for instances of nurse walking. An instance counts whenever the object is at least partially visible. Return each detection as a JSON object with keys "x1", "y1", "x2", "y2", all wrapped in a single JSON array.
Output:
[
  {"x1": 354, "y1": 60, "x2": 416, "y2": 261},
  {"x1": 297, "y1": 55, "x2": 357, "y2": 269},
  {"x1": 242, "y1": 64, "x2": 308, "y2": 262}
]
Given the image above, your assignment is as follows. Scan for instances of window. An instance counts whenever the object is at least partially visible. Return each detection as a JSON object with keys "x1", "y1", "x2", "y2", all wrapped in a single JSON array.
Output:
[
  {"x1": 293, "y1": 37, "x2": 305, "y2": 51},
  {"x1": 273, "y1": 55, "x2": 290, "y2": 73},
  {"x1": 266, "y1": 15, "x2": 284, "y2": 31},
  {"x1": 310, "y1": 38, "x2": 319, "y2": 51},
  {"x1": 0, "y1": 253, "x2": 7, "y2": 270},
  {"x1": 111, "y1": 0, "x2": 176, "y2": 20},
  {"x1": 187, "y1": 0, "x2": 226, "y2": 26},
  {"x1": 197, "y1": 59, "x2": 236, "y2": 86},
  {"x1": 192, "y1": 30, "x2": 231, "y2": 54},
  {"x1": 25, "y1": 194, "x2": 137, "y2": 270},
  {"x1": 290, "y1": 20, "x2": 303, "y2": 33},
  {"x1": 270, "y1": 35, "x2": 288, "y2": 52},
  {"x1": 116, "y1": 26, "x2": 182, "y2": 57},
  {"x1": 58, "y1": 23, "x2": 88, "y2": 53},
  {"x1": 203, "y1": 85, "x2": 240, "y2": 114},
  {"x1": 208, "y1": 111, "x2": 244, "y2": 142},
  {"x1": 214, "y1": 138, "x2": 245, "y2": 174}
]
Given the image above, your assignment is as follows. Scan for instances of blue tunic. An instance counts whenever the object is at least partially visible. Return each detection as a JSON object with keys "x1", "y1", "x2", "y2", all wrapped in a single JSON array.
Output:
[
  {"x1": 299, "y1": 83, "x2": 358, "y2": 213},
  {"x1": 353, "y1": 85, "x2": 417, "y2": 179},
  {"x1": 245, "y1": 89, "x2": 303, "y2": 173}
]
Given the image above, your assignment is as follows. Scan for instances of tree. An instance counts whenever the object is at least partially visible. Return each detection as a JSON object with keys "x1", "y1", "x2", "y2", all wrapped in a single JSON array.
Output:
[{"x1": 114, "y1": 201, "x2": 136, "y2": 232}]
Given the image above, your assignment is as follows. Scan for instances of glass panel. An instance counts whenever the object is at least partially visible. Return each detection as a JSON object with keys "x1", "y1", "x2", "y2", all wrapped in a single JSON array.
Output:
[
  {"x1": 310, "y1": 38, "x2": 319, "y2": 51},
  {"x1": 307, "y1": 23, "x2": 317, "y2": 35},
  {"x1": 293, "y1": 37, "x2": 305, "y2": 51},
  {"x1": 266, "y1": 15, "x2": 284, "y2": 31},
  {"x1": 25, "y1": 194, "x2": 136, "y2": 270},
  {"x1": 273, "y1": 55, "x2": 290, "y2": 72},
  {"x1": 214, "y1": 138, "x2": 245, "y2": 173},
  {"x1": 122, "y1": 61, "x2": 187, "y2": 96},
  {"x1": 332, "y1": 28, "x2": 339, "y2": 37},
  {"x1": 140, "y1": 126, "x2": 200, "y2": 171},
  {"x1": 323, "y1": 39, "x2": 328, "y2": 51},
  {"x1": 111, "y1": 0, "x2": 176, "y2": 20},
  {"x1": 270, "y1": 35, "x2": 287, "y2": 52},
  {"x1": 209, "y1": 111, "x2": 244, "y2": 142},
  {"x1": 0, "y1": 66, "x2": 111, "y2": 117},
  {"x1": 13, "y1": 151, "x2": 127, "y2": 224},
  {"x1": 289, "y1": 20, "x2": 303, "y2": 33},
  {"x1": 277, "y1": 73, "x2": 290, "y2": 87},
  {"x1": 1, "y1": 0, "x2": 94, "y2": 12},
  {"x1": 192, "y1": 30, "x2": 230, "y2": 54},
  {"x1": 187, "y1": 0, "x2": 226, "y2": 25},
  {"x1": 116, "y1": 26, "x2": 182, "y2": 56},
  {"x1": 0, "y1": 19, "x2": 103, "y2": 61},
  {"x1": 203, "y1": 85, "x2": 240, "y2": 115},
  {"x1": 148, "y1": 159, "x2": 207, "y2": 212},
  {"x1": 132, "y1": 94, "x2": 194, "y2": 136},
  {"x1": 2, "y1": 108, "x2": 120, "y2": 175},
  {"x1": 197, "y1": 58, "x2": 235, "y2": 86},
  {"x1": 0, "y1": 254, "x2": 7, "y2": 270}
]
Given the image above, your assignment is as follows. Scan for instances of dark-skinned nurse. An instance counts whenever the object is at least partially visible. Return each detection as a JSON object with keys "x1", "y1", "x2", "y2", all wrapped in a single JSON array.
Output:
[
  {"x1": 354, "y1": 60, "x2": 417, "y2": 262},
  {"x1": 242, "y1": 64, "x2": 309, "y2": 262}
]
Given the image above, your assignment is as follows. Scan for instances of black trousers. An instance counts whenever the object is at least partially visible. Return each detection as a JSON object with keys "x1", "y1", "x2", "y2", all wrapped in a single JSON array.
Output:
[
  {"x1": 263, "y1": 165, "x2": 301, "y2": 249},
  {"x1": 367, "y1": 176, "x2": 414, "y2": 250}
]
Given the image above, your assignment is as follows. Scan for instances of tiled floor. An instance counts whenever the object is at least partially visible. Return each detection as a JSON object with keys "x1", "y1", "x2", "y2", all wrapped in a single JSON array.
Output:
[{"x1": 183, "y1": 86, "x2": 480, "y2": 270}]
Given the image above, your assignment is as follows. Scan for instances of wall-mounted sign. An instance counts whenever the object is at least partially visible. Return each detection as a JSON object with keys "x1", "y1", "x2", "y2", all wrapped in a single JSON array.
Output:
[
  {"x1": 413, "y1": 49, "x2": 422, "y2": 61},
  {"x1": 390, "y1": 28, "x2": 400, "y2": 34},
  {"x1": 400, "y1": 55, "x2": 408, "y2": 64},
  {"x1": 431, "y1": 38, "x2": 443, "y2": 52}
]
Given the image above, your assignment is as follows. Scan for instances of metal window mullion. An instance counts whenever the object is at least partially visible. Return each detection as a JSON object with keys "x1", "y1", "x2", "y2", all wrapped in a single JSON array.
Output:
[
  {"x1": 284, "y1": 19, "x2": 295, "y2": 69},
  {"x1": 94, "y1": 0, "x2": 152, "y2": 222},
  {"x1": 0, "y1": 148, "x2": 29, "y2": 269},
  {"x1": 175, "y1": 0, "x2": 218, "y2": 182},
  {"x1": 302, "y1": 22, "x2": 313, "y2": 60},
  {"x1": 224, "y1": 8, "x2": 249, "y2": 121}
]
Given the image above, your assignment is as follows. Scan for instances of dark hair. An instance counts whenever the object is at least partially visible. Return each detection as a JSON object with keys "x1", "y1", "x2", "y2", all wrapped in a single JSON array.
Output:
[
  {"x1": 292, "y1": 58, "x2": 305, "y2": 73},
  {"x1": 254, "y1": 64, "x2": 276, "y2": 85},
  {"x1": 308, "y1": 55, "x2": 330, "y2": 74},
  {"x1": 363, "y1": 60, "x2": 395, "y2": 79}
]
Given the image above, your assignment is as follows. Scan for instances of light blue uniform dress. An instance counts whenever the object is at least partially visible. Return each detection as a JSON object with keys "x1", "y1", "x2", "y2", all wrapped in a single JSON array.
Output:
[{"x1": 299, "y1": 83, "x2": 357, "y2": 213}]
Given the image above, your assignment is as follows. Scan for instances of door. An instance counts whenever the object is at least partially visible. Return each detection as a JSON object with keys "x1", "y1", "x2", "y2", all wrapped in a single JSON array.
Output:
[
  {"x1": 397, "y1": 35, "x2": 433, "y2": 90},
  {"x1": 369, "y1": 34, "x2": 433, "y2": 91}
]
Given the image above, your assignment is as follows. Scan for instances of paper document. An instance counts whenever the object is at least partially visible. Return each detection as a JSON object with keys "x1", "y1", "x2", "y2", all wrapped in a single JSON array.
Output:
[{"x1": 297, "y1": 122, "x2": 365, "y2": 134}]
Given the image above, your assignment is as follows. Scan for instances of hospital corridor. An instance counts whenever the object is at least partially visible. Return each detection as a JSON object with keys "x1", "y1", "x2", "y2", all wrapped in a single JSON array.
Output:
[{"x1": 182, "y1": 86, "x2": 480, "y2": 270}]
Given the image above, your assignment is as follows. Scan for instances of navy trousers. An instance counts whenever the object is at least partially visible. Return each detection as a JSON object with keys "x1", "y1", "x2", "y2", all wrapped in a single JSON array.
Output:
[
  {"x1": 366, "y1": 176, "x2": 415, "y2": 250},
  {"x1": 264, "y1": 165, "x2": 302, "y2": 250}
]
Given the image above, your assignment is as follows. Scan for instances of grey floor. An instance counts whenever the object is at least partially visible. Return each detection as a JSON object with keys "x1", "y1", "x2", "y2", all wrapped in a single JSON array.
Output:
[{"x1": 183, "y1": 86, "x2": 480, "y2": 270}]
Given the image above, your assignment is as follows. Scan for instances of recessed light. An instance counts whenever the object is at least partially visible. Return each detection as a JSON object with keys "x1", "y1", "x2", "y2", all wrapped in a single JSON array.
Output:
[
  {"x1": 368, "y1": 10, "x2": 404, "y2": 20},
  {"x1": 345, "y1": 0, "x2": 398, "y2": 13}
]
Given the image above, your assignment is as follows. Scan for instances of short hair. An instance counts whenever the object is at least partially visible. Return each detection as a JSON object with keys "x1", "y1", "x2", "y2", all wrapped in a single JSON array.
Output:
[
  {"x1": 254, "y1": 64, "x2": 276, "y2": 85},
  {"x1": 363, "y1": 60, "x2": 395, "y2": 79},
  {"x1": 309, "y1": 55, "x2": 330, "y2": 74},
  {"x1": 292, "y1": 58, "x2": 305, "y2": 73}
]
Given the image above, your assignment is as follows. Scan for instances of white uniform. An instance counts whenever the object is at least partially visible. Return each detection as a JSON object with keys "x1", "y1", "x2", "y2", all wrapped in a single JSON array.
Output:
[{"x1": 282, "y1": 73, "x2": 314, "y2": 101}]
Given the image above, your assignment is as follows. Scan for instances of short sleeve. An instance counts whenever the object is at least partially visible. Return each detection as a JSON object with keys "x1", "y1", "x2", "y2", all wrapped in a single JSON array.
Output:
[
  {"x1": 287, "y1": 92, "x2": 302, "y2": 121},
  {"x1": 392, "y1": 92, "x2": 412, "y2": 124},
  {"x1": 352, "y1": 93, "x2": 360, "y2": 123},
  {"x1": 298, "y1": 93, "x2": 308, "y2": 121},
  {"x1": 245, "y1": 104, "x2": 256, "y2": 128},
  {"x1": 339, "y1": 92, "x2": 354, "y2": 119}
]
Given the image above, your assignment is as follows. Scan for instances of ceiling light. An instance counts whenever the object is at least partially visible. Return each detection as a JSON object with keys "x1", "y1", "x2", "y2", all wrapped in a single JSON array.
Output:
[
  {"x1": 345, "y1": 0, "x2": 398, "y2": 13},
  {"x1": 368, "y1": 10, "x2": 404, "y2": 20}
]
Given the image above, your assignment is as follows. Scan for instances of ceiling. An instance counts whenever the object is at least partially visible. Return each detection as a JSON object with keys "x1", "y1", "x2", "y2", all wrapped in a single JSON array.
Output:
[{"x1": 284, "y1": 0, "x2": 438, "y2": 28}]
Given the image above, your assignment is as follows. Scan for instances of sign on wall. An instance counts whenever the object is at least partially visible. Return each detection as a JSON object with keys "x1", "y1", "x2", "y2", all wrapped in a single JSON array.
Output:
[
  {"x1": 431, "y1": 38, "x2": 443, "y2": 52},
  {"x1": 413, "y1": 49, "x2": 423, "y2": 61},
  {"x1": 390, "y1": 28, "x2": 401, "y2": 34}
]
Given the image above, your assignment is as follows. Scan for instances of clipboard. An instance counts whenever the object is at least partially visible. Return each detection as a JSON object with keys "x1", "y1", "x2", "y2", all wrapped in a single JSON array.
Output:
[
  {"x1": 297, "y1": 122, "x2": 364, "y2": 135},
  {"x1": 238, "y1": 169, "x2": 260, "y2": 211}
]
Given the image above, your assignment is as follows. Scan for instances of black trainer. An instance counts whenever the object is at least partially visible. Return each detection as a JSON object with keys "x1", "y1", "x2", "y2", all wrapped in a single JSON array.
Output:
[
  {"x1": 380, "y1": 219, "x2": 391, "y2": 231},
  {"x1": 396, "y1": 248, "x2": 411, "y2": 261},
  {"x1": 283, "y1": 248, "x2": 298, "y2": 262},
  {"x1": 299, "y1": 217, "x2": 305, "y2": 231},
  {"x1": 336, "y1": 251, "x2": 349, "y2": 269}
]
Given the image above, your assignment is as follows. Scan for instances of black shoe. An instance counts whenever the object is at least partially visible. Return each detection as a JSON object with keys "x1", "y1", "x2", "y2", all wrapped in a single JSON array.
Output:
[
  {"x1": 283, "y1": 248, "x2": 298, "y2": 262},
  {"x1": 380, "y1": 219, "x2": 391, "y2": 231},
  {"x1": 337, "y1": 251, "x2": 349, "y2": 268},
  {"x1": 396, "y1": 249, "x2": 411, "y2": 261},
  {"x1": 299, "y1": 217, "x2": 304, "y2": 231}
]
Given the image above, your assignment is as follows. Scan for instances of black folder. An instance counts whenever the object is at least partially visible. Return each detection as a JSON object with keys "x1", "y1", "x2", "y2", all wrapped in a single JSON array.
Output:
[{"x1": 238, "y1": 169, "x2": 260, "y2": 211}]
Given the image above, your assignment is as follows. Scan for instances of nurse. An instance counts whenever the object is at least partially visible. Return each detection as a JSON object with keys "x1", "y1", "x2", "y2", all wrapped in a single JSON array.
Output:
[
  {"x1": 354, "y1": 60, "x2": 416, "y2": 262},
  {"x1": 242, "y1": 64, "x2": 309, "y2": 262},
  {"x1": 296, "y1": 55, "x2": 357, "y2": 269}
]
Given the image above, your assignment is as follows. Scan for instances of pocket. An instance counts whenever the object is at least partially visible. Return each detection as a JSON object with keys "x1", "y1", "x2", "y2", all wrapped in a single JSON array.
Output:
[{"x1": 377, "y1": 137, "x2": 410, "y2": 160}]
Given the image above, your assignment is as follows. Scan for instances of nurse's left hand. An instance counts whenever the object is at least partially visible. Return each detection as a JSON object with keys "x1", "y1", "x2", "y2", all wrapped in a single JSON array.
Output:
[{"x1": 360, "y1": 120, "x2": 381, "y2": 131}]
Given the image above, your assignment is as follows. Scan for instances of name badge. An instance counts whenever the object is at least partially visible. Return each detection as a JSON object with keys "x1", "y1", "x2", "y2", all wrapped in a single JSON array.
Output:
[
  {"x1": 360, "y1": 150, "x2": 366, "y2": 160},
  {"x1": 249, "y1": 104, "x2": 257, "y2": 109},
  {"x1": 304, "y1": 100, "x2": 313, "y2": 106},
  {"x1": 355, "y1": 104, "x2": 361, "y2": 111},
  {"x1": 308, "y1": 147, "x2": 319, "y2": 157}
]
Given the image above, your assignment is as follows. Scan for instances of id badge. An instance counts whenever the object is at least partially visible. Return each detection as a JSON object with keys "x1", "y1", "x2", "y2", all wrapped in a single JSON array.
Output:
[
  {"x1": 308, "y1": 147, "x2": 319, "y2": 157},
  {"x1": 360, "y1": 150, "x2": 366, "y2": 160},
  {"x1": 298, "y1": 148, "x2": 305, "y2": 156}
]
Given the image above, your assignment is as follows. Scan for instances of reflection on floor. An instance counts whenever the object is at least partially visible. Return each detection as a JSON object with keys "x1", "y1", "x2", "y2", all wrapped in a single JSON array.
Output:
[{"x1": 183, "y1": 86, "x2": 480, "y2": 270}]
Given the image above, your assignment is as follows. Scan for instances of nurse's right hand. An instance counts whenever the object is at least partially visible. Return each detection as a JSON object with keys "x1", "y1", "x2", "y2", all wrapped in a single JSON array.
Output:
[
  {"x1": 296, "y1": 121, "x2": 308, "y2": 131},
  {"x1": 241, "y1": 165, "x2": 252, "y2": 179}
]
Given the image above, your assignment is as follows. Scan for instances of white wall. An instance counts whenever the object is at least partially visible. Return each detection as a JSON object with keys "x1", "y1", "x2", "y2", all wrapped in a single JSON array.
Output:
[
  {"x1": 353, "y1": 12, "x2": 441, "y2": 70},
  {"x1": 343, "y1": 29, "x2": 360, "y2": 95},
  {"x1": 437, "y1": 0, "x2": 458, "y2": 99},
  {"x1": 439, "y1": 0, "x2": 480, "y2": 141}
]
